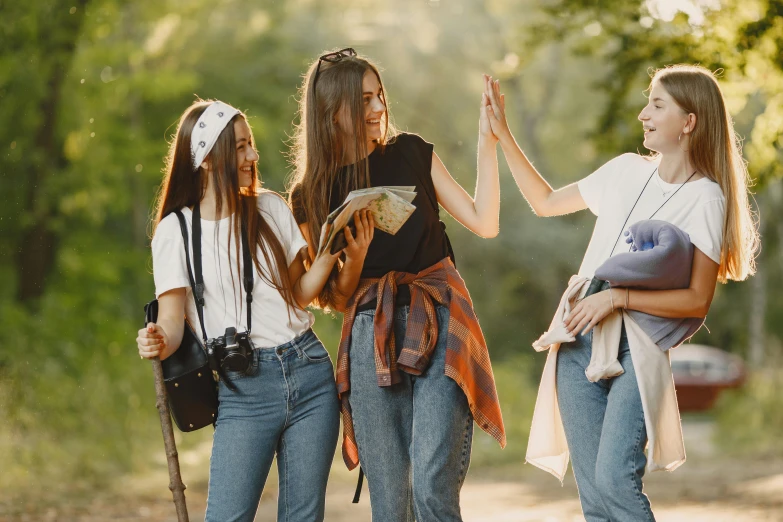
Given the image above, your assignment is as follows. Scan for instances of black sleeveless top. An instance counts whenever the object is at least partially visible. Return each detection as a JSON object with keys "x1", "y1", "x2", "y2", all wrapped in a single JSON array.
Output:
[{"x1": 291, "y1": 133, "x2": 453, "y2": 279}]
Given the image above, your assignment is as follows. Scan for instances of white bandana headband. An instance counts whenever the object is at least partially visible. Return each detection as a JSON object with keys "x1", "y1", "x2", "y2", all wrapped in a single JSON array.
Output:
[{"x1": 190, "y1": 101, "x2": 241, "y2": 170}]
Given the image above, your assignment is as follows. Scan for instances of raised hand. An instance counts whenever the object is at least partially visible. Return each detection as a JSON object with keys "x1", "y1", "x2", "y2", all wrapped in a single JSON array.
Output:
[
  {"x1": 484, "y1": 76, "x2": 510, "y2": 142},
  {"x1": 479, "y1": 74, "x2": 499, "y2": 144}
]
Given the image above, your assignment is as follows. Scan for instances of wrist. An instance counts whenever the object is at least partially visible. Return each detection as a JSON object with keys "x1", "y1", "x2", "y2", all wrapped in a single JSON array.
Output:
[
  {"x1": 315, "y1": 251, "x2": 339, "y2": 269},
  {"x1": 479, "y1": 135, "x2": 498, "y2": 148},
  {"x1": 343, "y1": 252, "x2": 366, "y2": 267},
  {"x1": 497, "y1": 131, "x2": 516, "y2": 149},
  {"x1": 612, "y1": 288, "x2": 627, "y2": 309}
]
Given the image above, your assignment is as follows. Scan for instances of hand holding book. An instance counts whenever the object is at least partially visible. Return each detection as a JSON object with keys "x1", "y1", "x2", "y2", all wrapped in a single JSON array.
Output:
[{"x1": 318, "y1": 186, "x2": 417, "y2": 256}]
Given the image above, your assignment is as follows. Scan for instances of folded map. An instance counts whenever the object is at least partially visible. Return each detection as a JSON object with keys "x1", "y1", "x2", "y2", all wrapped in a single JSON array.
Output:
[{"x1": 317, "y1": 186, "x2": 417, "y2": 255}]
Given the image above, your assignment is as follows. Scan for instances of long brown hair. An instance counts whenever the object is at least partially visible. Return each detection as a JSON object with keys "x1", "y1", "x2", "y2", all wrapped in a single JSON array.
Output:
[
  {"x1": 153, "y1": 99, "x2": 299, "y2": 311},
  {"x1": 287, "y1": 50, "x2": 396, "y2": 308},
  {"x1": 652, "y1": 65, "x2": 759, "y2": 282}
]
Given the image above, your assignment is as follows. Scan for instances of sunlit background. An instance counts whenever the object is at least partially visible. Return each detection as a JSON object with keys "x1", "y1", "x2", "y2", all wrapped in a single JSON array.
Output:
[{"x1": 2, "y1": 0, "x2": 782, "y2": 520}]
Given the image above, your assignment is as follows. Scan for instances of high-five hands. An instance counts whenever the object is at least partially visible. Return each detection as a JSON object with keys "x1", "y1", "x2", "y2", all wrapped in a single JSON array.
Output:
[
  {"x1": 482, "y1": 75, "x2": 511, "y2": 143},
  {"x1": 480, "y1": 74, "x2": 500, "y2": 145}
]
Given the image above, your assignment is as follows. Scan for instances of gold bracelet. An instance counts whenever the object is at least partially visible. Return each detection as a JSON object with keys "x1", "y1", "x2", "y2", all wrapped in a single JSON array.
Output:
[{"x1": 609, "y1": 288, "x2": 614, "y2": 312}]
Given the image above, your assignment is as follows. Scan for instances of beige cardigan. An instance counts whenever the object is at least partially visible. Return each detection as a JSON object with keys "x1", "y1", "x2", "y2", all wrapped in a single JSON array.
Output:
[{"x1": 526, "y1": 276, "x2": 686, "y2": 482}]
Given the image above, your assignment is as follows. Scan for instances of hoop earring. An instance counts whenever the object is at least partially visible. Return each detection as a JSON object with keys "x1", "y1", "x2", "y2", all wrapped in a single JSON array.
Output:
[{"x1": 678, "y1": 132, "x2": 690, "y2": 152}]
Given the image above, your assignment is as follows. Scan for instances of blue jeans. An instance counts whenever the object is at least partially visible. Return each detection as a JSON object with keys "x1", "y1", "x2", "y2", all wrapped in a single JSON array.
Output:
[
  {"x1": 348, "y1": 305, "x2": 473, "y2": 522},
  {"x1": 205, "y1": 329, "x2": 340, "y2": 522},
  {"x1": 557, "y1": 325, "x2": 655, "y2": 522}
]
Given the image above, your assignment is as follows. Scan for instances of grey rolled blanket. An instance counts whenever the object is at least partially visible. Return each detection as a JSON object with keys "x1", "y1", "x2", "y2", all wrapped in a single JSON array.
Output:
[{"x1": 594, "y1": 220, "x2": 704, "y2": 351}]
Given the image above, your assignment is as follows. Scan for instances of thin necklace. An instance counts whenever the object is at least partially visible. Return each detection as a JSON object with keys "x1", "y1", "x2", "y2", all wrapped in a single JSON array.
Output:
[
  {"x1": 655, "y1": 172, "x2": 673, "y2": 197},
  {"x1": 655, "y1": 168, "x2": 696, "y2": 198},
  {"x1": 609, "y1": 167, "x2": 697, "y2": 257}
]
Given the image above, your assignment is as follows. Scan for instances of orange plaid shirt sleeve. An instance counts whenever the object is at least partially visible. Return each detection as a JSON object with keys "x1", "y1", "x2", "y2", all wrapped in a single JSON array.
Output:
[{"x1": 335, "y1": 257, "x2": 506, "y2": 470}]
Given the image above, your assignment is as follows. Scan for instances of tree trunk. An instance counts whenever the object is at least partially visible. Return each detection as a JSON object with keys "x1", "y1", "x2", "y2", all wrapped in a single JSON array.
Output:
[{"x1": 16, "y1": 0, "x2": 89, "y2": 304}]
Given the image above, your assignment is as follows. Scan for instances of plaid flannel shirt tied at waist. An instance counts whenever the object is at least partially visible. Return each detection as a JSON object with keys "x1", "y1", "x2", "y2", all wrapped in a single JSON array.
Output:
[{"x1": 335, "y1": 257, "x2": 506, "y2": 470}]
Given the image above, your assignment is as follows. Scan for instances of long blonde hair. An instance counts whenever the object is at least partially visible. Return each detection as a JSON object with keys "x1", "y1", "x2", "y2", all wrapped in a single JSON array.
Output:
[
  {"x1": 287, "y1": 50, "x2": 396, "y2": 308},
  {"x1": 652, "y1": 65, "x2": 759, "y2": 282}
]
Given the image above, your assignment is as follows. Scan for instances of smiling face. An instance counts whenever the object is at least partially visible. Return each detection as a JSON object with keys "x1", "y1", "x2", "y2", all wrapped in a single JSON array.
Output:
[
  {"x1": 233, "y1": 118, "x2": 259, "y2": 188},
  {"x1": 638, "y1": 81, "x2": 694, "y2": 154},
  {"x1": 361, "y1": 71, "x2": 386, "y2": 143},
  {"x1": 335, "y1": 70, "x2": 386, "y2": 145}
]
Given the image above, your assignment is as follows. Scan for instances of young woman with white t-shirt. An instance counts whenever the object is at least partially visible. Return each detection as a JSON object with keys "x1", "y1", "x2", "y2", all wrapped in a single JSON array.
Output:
[
  {"x1": 135, "y1": 100, "x2": 371, "y2": 521},
  {"x1": 484, "y1": 65, "x2": 758, "y2": 520}
]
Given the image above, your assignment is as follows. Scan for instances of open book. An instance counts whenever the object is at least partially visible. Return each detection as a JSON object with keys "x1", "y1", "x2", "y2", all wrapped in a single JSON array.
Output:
[{"x1": 317, "y1": 186, "x2": 417, "y2": 255}]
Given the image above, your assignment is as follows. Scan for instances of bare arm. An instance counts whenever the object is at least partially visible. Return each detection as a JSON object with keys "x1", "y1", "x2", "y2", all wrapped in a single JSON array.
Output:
[
  {"x1": 332, "y1": 210, "x2": 374, "y2": 312},
  {"x1": 137, "y1": 287, "x2": 186, "y2": 360},
  {"x1": 332, "y1": 256, "x2": 365, "y2": 313},
  {"x1": 485, "y1": 78, "x2": 587, "y2": 217},
  {"x1": 431, "y1": 145, "x2": 499, "y2": 238},
  {"x1": 431, "y1": 75, "x2": 500, "y2": 238},
  {"x1": 618, "y1": 247, "x2": 718, "y2": 318},
  {"x1": 289, "y1": 247, "x2": 341, "y2": 309},
  {"x1": 298, "y1": 210, "x2": 374, "y2": 313},
  {"x1": 565, "y1": 248, "x2": 719, "y2": 335}
]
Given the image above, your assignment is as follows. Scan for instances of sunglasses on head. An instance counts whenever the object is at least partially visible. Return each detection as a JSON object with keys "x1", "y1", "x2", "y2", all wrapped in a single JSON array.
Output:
[{"x1": 312, "y1": 47, "x2": 357, "y2": 93}]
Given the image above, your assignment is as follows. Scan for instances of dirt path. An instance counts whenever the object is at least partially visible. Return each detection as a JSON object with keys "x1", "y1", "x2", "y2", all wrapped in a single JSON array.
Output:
[{"x1": 3, "y1": 420, "x2": 782, "y2": 521}]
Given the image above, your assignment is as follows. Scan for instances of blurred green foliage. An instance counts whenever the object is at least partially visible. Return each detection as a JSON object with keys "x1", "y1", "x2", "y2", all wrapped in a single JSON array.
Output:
[
  {"x1": 714, "y1": 368, "x2": 783, "y2": 456},
  {"x1": 1, "y1": 0, "x2": 781, "y2": 499}
]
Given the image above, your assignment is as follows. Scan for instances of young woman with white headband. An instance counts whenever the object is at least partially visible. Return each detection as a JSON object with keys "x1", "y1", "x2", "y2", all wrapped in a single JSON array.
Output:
[
  {"x1": 485, "y1": 65, "x2": 758, "y2": 520},
  {"x1": 135, "y1": 100, "x2": 356, "y2": 521}
]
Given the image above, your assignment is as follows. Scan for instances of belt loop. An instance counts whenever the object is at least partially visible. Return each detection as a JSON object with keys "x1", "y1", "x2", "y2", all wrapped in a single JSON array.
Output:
[{"x1": 292, "y1": 336, "x2": 303, "y2": 359}]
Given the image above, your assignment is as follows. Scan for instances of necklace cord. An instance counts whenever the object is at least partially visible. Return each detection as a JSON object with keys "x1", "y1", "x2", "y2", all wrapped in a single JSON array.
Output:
[{"x1": 608, "y1": 167, "x2": 697, "y2": 258}]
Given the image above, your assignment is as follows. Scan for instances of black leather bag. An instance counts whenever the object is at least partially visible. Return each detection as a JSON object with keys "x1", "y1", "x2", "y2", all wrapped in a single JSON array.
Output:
[
  {"x1": 143, "y1": 300, "x2": 217, "y2": 432},
  {"x1": 143, "y1": 210, "x2": 218, "y2": 432}
]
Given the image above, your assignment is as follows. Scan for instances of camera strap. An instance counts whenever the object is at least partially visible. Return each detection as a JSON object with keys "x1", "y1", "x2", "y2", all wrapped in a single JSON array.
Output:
[
  {"x1": 240, "y1": 213, "x2": 254, "y2": 333},
  {"x1": 174, "y1": 209, "x2": 209, "y2": 344},
  {"x1": 608, "y1": 166, "x2": 697, "y2": 258}
]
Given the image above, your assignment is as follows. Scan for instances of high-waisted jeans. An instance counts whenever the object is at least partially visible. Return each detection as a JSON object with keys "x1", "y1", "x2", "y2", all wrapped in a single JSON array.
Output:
[
  {"x1": 348, "y1": 304, "x2": 474, "y2": 522},
  {"x1": 557, "y1": 325, "x2": 655, "y2": 522},
  {"x1": 205, "y1": 329, "x2": 340, "y2": 522}
]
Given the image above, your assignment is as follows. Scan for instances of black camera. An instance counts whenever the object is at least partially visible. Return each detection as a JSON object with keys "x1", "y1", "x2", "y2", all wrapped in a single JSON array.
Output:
[{"x1": 206, "y1": 327, "x2": 253, "y2": 374}]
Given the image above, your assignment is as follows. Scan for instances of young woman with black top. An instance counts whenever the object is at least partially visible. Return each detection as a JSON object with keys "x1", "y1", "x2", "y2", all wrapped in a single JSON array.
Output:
[
  {"x1": 288, "y1": 48, "x2": 506, "y2": 522},
  {"x1": 136, "y1": 100, "x2": 348, "y2": 521}
]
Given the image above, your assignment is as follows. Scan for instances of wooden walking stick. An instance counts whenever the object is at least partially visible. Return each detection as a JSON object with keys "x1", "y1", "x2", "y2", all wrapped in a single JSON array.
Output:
[{"x1": 151, "y1": 357, "x2": 190, "y2": 522}]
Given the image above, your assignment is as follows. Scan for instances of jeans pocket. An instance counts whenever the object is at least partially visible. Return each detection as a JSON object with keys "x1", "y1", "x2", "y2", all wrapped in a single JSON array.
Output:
[{"x1": 301, "y1": 340, "x2": 331, "y2": 363}]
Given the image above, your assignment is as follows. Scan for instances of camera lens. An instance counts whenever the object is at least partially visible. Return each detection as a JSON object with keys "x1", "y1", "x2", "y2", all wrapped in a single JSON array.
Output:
[{"x1": 222, "y1": 352, "x2": 250, "y2": 373}]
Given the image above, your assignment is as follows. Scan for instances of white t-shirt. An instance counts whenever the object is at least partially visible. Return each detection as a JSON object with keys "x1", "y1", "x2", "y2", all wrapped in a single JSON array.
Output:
[
  {"x1": 577, "y1": 153, "x2": 725, "y2": 278},
  {"x1": 151, "y1": 191, "x2": 313, "y2": 348}
]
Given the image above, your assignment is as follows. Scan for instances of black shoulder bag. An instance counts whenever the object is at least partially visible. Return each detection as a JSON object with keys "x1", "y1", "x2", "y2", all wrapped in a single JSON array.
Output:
[{"x1": 143, "y1": 209, "x2": 218, "y2": 432}]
